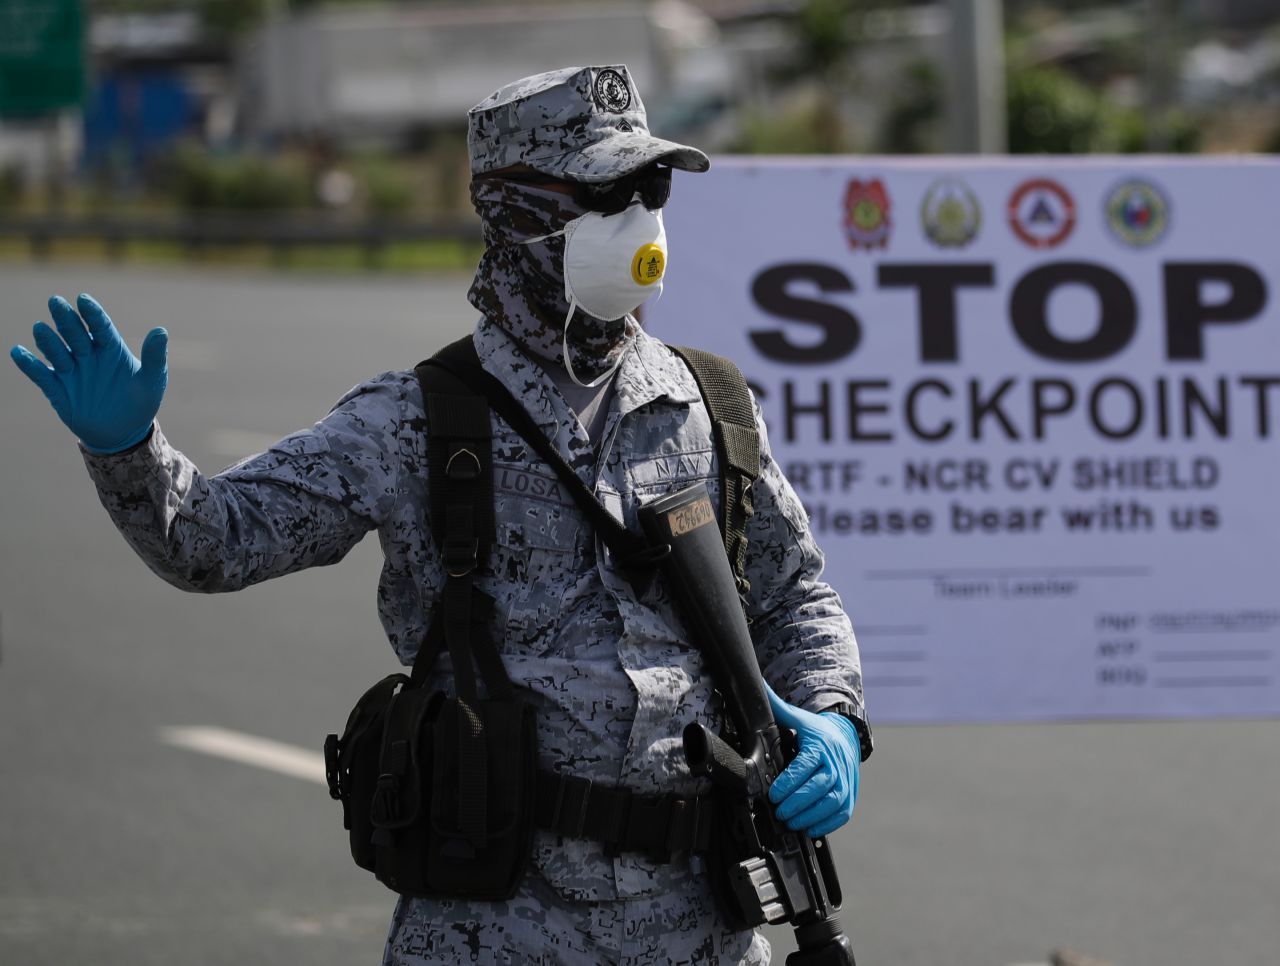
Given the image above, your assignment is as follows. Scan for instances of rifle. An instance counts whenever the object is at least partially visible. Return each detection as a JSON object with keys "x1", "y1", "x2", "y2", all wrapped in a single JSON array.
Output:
[{"x1": 638, "y1": 482, "x2": 857, "y2": 966}]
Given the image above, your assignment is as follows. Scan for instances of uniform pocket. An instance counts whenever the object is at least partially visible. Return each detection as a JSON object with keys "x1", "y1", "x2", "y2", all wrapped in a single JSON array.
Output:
[
  {"x1": 492, "y1": 463, "x2": 582, "y2": 552},
  {"x1": 622, "y1": 447, "x2": 720, "y2": 533},
  {"x1": 490, "y1": 465, "x2": 582, "y2": 657},
  {"x1": 624, "y1": 447, "x2": 716, "y2": 496}
]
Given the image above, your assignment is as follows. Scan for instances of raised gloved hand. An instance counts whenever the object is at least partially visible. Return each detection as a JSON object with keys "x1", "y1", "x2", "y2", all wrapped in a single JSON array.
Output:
[
  {"x1": 10, "y1": 294, "x2": 168, "y2": 454},
  {"x1": 765, "y1": 683, "x2": 861, "y2": 839}
]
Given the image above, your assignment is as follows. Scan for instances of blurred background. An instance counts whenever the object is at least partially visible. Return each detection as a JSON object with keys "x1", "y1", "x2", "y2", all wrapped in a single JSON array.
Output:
[
  {"x1": 1, "y1": 0, "x2": 1277, "y2": 266},
  {"x1": 2, "y1": 4, "x2": 1279, "y2": 966}
]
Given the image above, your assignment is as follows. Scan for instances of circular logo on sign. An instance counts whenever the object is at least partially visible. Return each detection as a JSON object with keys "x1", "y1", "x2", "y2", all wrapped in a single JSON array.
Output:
[
  {"x1": 921, "y1": 177, "x2": 982, "y2": 248},
  {"x1": 1008, "y1": 178, "x2": 1076, "y2": 249},
  {"x1": 1104, "y1": 179, "x2": 1170, "y2": 247},
  {"x1": 632, "y1": 243, "x2": 665, "y2": 286},
  {"x1": 594, "y1": 69, "x2": 632, "y2": 113},
  {"x1": 843, "y1": 178, "x2": 892, "y2": 250}
]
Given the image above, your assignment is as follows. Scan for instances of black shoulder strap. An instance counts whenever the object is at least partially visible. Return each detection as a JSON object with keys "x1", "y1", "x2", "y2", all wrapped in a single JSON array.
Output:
[
  {"x1": 668, "y1": 345, "x2": 760, "y2": 598},
  {"x1": 418, "y1": 339, "x2": 495, "y2": 577},
  {"x1": 423, "y1": 338, "x2": 666, "y2": 571},
  {"x1": 410, "y1": 338, "x2": 516, "y2": 695},
  {"x1": 413, "y1": 338, "x2": 514, "y2": 845}
]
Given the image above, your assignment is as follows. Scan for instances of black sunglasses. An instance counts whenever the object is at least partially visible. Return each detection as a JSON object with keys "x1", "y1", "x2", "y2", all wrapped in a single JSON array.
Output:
[{"x1": 481, "y1": 164, "x2": 672, "y2": 214}]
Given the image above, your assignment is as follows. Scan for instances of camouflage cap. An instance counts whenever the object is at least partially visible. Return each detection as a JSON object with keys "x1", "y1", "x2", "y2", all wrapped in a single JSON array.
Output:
[{"x1": 468, "y1": 65, "x2": 710, "y2": 184}]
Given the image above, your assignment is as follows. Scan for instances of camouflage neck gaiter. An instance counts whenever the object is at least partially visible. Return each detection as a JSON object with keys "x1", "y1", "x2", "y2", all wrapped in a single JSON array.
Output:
[{"x1": 467, "y1": 179, "x2": 638, "y2": 382}]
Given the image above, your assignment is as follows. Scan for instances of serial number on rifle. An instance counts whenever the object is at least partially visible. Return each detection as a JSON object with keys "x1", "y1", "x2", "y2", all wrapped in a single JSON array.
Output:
[{"x1": 668, "y1": 497, "x2": 715, "y2": 536}]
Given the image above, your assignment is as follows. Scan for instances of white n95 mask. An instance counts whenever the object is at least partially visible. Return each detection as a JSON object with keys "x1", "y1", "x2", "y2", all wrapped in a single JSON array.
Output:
[{"x1": 523, "y1": 203, "x2": 668, "y2": 387}]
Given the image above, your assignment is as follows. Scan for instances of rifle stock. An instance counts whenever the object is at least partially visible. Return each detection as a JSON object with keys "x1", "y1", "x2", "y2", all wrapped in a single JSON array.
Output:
[{"x1": 639, "y1": 483, "x2": 856, "y2": 966}]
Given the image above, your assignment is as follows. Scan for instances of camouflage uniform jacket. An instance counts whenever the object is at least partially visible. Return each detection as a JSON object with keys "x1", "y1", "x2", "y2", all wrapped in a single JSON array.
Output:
[{"x1": 81, "y1": 315, "x2": 868, "y2": 902}]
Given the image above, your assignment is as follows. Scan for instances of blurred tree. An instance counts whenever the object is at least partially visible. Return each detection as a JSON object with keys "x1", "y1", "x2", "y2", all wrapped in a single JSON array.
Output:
[
  {"x1": 880, "y1": 58, "x2": 942, "y2": 153},
  {"x1": 791, "y1": 0, "x2": 866, "y2": 152},
  {"x1": 1006, "y1": 65, "x2": 1200, "y2": 153},
  {"x1": 89, "y1": 1, "x2": 182, "y2": 12},
  {"x1": 1006, "y1": 66, "x2": 1103, "y2": 153},
  {"x1": 0, "y1": 162, "x2": 24, "y2": 210},
  {"x1": 428, "y1": 129, "x2": 470, "y2": 213},
  {"x1": 198, "y1": 0, "x2": 274, "y2": 37},
  {"x1": 796, "y1": 0, "x2": 862, "y2": 78},
  {"x1": 160, "y1": 145, "x2": 312, "y2": 211},
  {"x1": 737, "y1": 0, "x2": 899, "y2": 154},
  {"x1": 735, "y1": 102, "x2": 859, "y2": 154},
  {"x1": 360, "y1": 157, "x2": 413, "y2": 216}
]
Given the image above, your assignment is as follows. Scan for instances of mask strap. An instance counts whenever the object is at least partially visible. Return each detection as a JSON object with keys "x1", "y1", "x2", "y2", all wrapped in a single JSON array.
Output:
[
  {"x1": 519, "y1": 227, "x2": 566, "y2": 247},
  {"x1": 562, "y1": 300, "x2": 629, "y2": 389}
]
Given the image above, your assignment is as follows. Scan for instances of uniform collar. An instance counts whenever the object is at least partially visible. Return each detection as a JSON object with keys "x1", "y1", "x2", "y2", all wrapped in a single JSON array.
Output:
[
  {"x1": 473, "y1": 316, "x2": 565, "y2": 430},
  {"x1": 472, "y1": 316, "x2": 703, "y2": 487},
  {"x1": 614, "y1": 327, "x2": 703, "y2": 415},
  {"x1": 474, "y1": 316, "x2": 700, "y2": 428}
]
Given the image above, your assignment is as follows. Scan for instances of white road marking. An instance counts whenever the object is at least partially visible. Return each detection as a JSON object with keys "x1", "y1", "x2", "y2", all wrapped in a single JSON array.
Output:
[{"x1": 160, "y1": 726, "x2": 327, "y2": 785}]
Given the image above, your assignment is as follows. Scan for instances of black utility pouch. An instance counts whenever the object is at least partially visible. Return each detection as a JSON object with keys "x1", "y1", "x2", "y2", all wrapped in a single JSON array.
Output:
[
  {"x1": 336, "y1": 685, "x2": 538, "y2": 900},
  {"x1": 366, "y1": 686, "x2": 442, "y2": 896},
  {"x1": 325, "y1": 590, "x2": 538, "y2": 900},
  {"x1": 325, "y1": 672, "x2": 409, "y2": 873},
  {"x1": 427, "y1": 695, "x2": 538, "y2": 898}
]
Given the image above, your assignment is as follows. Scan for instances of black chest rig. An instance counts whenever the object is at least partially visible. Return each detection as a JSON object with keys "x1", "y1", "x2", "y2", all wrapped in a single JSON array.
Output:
[{"x1": 324, "y1": 336, "x2": 759, "y2": 900}]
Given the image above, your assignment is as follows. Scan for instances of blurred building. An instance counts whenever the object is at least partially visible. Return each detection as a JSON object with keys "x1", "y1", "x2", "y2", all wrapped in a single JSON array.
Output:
[
  {"x1": 236, "y1": 1, "x2": 734, "y2": 146},
  {"x1": 82, "y1": 11, "x2": 235, "y2": 171},
  {"x1": 4, "y1": 0, "x2": 1276, "y2": 195},
  {"x1": 0, "y1": 8, "x2": 233, "y2": 187}
]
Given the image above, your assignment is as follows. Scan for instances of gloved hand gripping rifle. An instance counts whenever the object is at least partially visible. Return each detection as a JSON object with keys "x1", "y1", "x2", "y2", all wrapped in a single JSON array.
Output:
[{"x1": 638, "y1": 483, "x2": 857, "y2": 966}]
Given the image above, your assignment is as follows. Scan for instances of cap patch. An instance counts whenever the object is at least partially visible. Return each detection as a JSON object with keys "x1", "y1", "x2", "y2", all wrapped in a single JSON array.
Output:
[{"x1": 594, "y1": 69, "x2": 631, "y2": 113}]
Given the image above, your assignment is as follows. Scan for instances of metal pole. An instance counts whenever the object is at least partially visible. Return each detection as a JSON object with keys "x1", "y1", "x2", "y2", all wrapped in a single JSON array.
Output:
[
  {"x1": 946, "y1": 0, "x2": 1007, "y2": 153},
  {"x1": 1145, "y1": 0, "x2": 1175, "y2": 151}
]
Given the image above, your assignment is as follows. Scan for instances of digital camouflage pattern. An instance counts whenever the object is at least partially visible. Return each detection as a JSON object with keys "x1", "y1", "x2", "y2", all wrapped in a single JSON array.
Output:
[
  {"x1": 383, "y1": 865, "x2": 769, "y2": 965},
  {"x1": 468, "y1": 178, "x2": 637, "y2": 383},
  {"x1": 81, "y1": 317, "x2": 868, "y2": 959},
  {"x1": 467, "y1": 65, "x2": 710, "y2": 183}
]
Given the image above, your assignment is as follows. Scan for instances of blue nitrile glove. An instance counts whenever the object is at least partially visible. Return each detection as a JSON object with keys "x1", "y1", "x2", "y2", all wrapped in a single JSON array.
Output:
[
  {"x1": 10, "y1": 294, "x2": 168, "y2": 454},
  {"x1": 765, "y1": 682, "x2": 861, "y2": 839}
]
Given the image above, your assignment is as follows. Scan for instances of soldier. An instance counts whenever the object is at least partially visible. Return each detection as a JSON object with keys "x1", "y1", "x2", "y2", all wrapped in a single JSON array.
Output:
[{"x1": 10, "y1": 66, "x2": 869, "y2": 965}]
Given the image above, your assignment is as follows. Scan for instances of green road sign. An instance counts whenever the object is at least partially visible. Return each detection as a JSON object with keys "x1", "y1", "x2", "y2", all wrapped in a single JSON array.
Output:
[{"x1": 0, "y1": 0, "x2": 86, "y2": 117}]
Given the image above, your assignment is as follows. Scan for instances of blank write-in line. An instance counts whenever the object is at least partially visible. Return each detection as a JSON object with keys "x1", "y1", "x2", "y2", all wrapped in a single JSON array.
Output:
[
  {"x1": 1149, "y1": 619, "x2": 1279, "y2": 635},
  {"x1": 1153, "y1": 677, "x2": 1272, "y2": 689},
  {"x1": 160, "y1": 726, "x2": 327, "y2": 786},
  {"x1": 1152, "y1": 650, "x2": 1271, "y2": 663},
  {"x1": 864, "y1": 566, "x2": 1150, "y2": 580}
]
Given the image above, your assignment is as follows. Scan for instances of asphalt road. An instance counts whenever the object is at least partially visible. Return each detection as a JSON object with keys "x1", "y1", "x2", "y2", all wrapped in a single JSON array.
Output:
[{"x1": 1, "y1": 263, "x2": 1277, "y2": 966}]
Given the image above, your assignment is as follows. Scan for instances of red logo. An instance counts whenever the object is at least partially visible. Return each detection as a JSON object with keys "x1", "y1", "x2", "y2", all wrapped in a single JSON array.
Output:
[
  {"x1": 843, "y1": 178, "x2": 892, "y2": 250},
  {"x1": 1008, "y1": 179, "x2": 1076, "y2": 249}
]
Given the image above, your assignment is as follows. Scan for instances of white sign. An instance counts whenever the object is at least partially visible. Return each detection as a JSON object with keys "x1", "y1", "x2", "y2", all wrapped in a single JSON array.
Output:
[{"x1": 647, "y1": 157, "x2": 1280, "y2": 723}]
